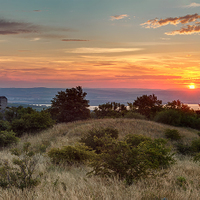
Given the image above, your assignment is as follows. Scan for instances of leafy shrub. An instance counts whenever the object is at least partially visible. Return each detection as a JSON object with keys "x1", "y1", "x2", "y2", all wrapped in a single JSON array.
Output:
[
  {"x1": 48, "y1": 144, "x2": 95, "y2": 165},
  {"x1": 80, "y1": 127, "x2": 119, "y2": 154},
  {"x1": 191, "y1": 138, "x2": 200, "y2": 153},
  {"x1": 176, "y1": 176, "x2": 187, "y2": 190},
  {"x1": 0, "y1": 143, "x2": 42, "y2": 190},
  {"x1": 175, "y1": 142, "x2": 192, "y2": 155},
  {"x1": 154, "y1": 109, "x2": 181, "y2": 126},
  {"x1": 89, "y1": 134, "x2": 175, "y2": 185},
  {"x1": 11, "y1": 111, "x2": 55, "y2": 136},
  {"x1": 0, "y1": 120, "x2": 11, "y2": 131},
  {"x1": 164, "y1": 129, "x2": 182, "y2": 141},
  {"x1": 124, "y1": 111, "x2": 146, "y2": 119},
  {"x1": 0, "y1": 131, "x2": 19, "y2": 147}
]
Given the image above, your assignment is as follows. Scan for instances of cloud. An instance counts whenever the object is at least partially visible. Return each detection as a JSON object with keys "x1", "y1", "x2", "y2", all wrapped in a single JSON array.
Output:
[
  {"x1": 183, "y1": 3, "x2": 200, "y2": 8},
  {"x1": 33, "y1": 10, "x2": 42, "y2": 12},
  {"x1": 165, "y1": 24, "x2": 200, "y2": 35},
  {"x1": 115, "y1": 75, "x2": 182, "y2": 80},
  {"x1": 0, "y1": 19, "x2": 41, "y2": 35},
  {"x1": 65, "y1": 47, "x2": 143, "y2": 54},
  {"x1": 141, "y1": 13, "x2": 200, "y2": 28},
  {"x1": 61, "y1": 39, "x2": 89, "y2": 42},
  {"x1": 110, "y1": 14, "x2": 129, "y2": 21}
]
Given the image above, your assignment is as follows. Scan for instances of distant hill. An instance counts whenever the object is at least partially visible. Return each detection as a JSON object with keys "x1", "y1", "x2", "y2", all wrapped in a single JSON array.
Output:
[{"x1": 0, "y1": 87, "x2": 200, "y2": 106}]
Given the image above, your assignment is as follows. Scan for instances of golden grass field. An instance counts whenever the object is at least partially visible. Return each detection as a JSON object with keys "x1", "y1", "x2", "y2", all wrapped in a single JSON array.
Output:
[{"x1": 1, "y1": 118, "x2": 200, "y2": 200}]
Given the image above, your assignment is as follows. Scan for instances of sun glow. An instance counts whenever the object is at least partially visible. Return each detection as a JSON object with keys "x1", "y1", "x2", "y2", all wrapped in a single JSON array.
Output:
[{"x1": 188, "y1": 83, "x2": 196, "y2": 89}]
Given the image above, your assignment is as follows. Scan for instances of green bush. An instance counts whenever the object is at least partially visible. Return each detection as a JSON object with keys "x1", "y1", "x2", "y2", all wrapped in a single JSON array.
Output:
[
  {"x1": 164, "y1": 129, "x2": 182, "y2": 141},
  {"x1": 124, "y1": 111, "x2": 146, "y2": 120},
  {"x1": 0, "y1": 143, "x2": 43, "y2": 190},
  {"x1": 0, "y1": 131, "x2": 19, "y2": 147},
  {"x1": 0, "y1": 120, "x2": 11, "y2": 131},
  {"x1": 48, "y1": 144, "x2": 95, "y2": 165},
  {"x1": 175, "y1": 142, "x2": 192, "y2": 155},
  {"x1": 89, "y1": 134, "x2": 175, "y2": 185},
  {"x1": 191, "y1": 138, "x2": 200, "y2": 153},
  {"x1": 11, "y1": 111, "x2": 55, "y2": 136},
  {"x1": 154, "y1": 109, "x2": 181, "y2": 126},
  {"x1": 80, "y1": 127, "x2": 119, "y2": 154}
]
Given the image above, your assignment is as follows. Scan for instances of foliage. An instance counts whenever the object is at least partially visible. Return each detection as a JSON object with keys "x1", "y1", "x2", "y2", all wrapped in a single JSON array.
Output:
[
  {"x1": 48, "y1": 144, "x2": 95, "y2": 165},
  {"x1": 154, "y1": 109, "x2": 181, "y2": 126},
  {"x1": 93, "y1": 102, "x2": 127, "y2": 118},
  {"x1": 11, "y1": 110, "x2": 55, "y2": 136},
  {"x1": 176, "y1": 176, "x2": 187, "y2": 190},
  {"x1": 129, "y1": 94, "x2": 163, "y2": 119},
  {"x1": 0, "y1": 120, "x2": 11, "y2": 131},
  {"x1": 50, "y1": 86, "x2": 90, "y2": 123},
  {"x1": 88, "y1": 134, "x2": 175, "y2": 185},
  {"x1": 0, "y1": 130, "x2": 19, "y2": 147},
  {"x1": 80, "y1": 127, "x2": 119, "y2": 154},
  {"x1": 191, "y1": 138, "x2": 200, "y2": 153},
  {"x1": 124, "y1": 111, "x2": 146, "y2": 119},
  {"x1": 175, "y1": 142, "x2": 192, "y2": 155},
  {"x1": 164, "y1": 129, "x2": 182, "y2": 141},
  {"x1": 0, "y1": 143, "x2": 42, "y2": 190}
]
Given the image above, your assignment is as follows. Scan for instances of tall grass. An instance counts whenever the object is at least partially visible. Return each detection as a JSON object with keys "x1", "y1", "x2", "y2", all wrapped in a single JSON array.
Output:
[{"x1": 1, "y1": 118, "x2": 200, "y2": 199}]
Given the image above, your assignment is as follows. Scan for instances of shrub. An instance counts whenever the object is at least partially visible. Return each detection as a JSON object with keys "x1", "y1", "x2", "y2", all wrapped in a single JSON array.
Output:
[
  {"x1": 48, "y1": 144, "x2": 95, "y2": 165},
  {"x1": 191, "y1": 138, "x2": 200, "y2": 153},
  {"x1": 11, "y1": 111, "x2": 55, "y2": 136},
  {"x1": 164, "y1": 129, "x2": 182, "y2": 141},
  {"x1": 0, "y1": 131, "x2": 19, "y2": 147},
  {"x1": 0, "y1": 120, "x2": 11, "y2": 131},
  {"x1": 124, "y1": 111, "x2": 146, "y2": 120},
  {"x1": 176, "y1": 176, "x2": 187, "y2": 190},
  {"x1": 88, "y1": 134, "x2": 175, "y2": 185},
  {"x1": 80, "y1": 127, "x2": 119, "y2": 154},
  {"x1": 154, "y1": 109, "x2": 181, "y2": 126},
  {"x1": 0, "y1": 143, "x2": 42, "y2": 190},
  {"x1": 175, "y1": 142, "x2": 192, "y2": 155}
]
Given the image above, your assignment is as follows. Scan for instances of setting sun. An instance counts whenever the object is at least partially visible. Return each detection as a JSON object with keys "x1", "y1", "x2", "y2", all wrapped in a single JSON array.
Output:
[{"x1": 188, "y1": 84, "x2": 196, "y2": 89}]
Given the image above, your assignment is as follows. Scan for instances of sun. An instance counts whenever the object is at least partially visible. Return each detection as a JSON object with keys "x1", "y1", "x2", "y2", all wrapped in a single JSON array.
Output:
[{"x1": 188, "y1": 83, "x2": 196, "y2": 89}]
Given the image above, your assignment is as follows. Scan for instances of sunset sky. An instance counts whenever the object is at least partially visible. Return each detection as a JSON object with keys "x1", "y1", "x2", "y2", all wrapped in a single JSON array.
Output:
[{"x1": 0, "y1": 0, "x2": 200, "y2": 89}]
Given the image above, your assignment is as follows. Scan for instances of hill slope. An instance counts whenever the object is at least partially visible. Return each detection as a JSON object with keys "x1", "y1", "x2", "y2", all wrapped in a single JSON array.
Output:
[{"x1": 1, "y1": 118, "x2": 200, "y2": 200}]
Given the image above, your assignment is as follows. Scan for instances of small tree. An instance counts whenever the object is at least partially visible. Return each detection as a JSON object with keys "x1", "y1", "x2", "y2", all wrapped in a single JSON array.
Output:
[
  {"x1": 130, "y1": 94, "x2": 162, "y2": 119},
  {"x1": 50, "y1": 86, "x2": 90, "y2": 123}
]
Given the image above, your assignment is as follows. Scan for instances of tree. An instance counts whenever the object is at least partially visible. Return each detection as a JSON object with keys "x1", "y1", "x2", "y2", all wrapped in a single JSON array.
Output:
[
  {"x1": 50, "y1": 86, "x2": 90, "y2": 123},
  {"x1": 130, "y1": 94, "x2": 162, "y2": 119}
]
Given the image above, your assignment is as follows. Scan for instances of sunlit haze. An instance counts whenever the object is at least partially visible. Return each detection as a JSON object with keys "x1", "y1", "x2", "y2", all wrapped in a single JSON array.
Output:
[{"x1": 0, "y1": 1, "x2": 200, "y2": 89}]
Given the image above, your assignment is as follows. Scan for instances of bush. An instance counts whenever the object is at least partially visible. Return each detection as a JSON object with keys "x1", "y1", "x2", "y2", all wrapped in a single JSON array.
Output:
[
  {"x1": 89, "y1": 134, "x2": 175, "y2": 185},
  {"x1": 0, "y1": 120, "x2": 11, "y2": 131},
  {"x1": 11, "y1": 111, "x2": 55, "y2": 136},
  {"x1": 164, "y1": 129, "x2": 182, "y2": 141},
  {"x1": 0, "y1": 143, "x2": 42, "y2": 190},
  {"x1": 175, "y1": 142, "x2": 192, "y2": 155},
  {"x1": 80, "y1": 128, "x2": 119, "y2": 154},
  {"x1": 154, "y1": 109, "x2": 181, "y2": 126},
  {"x1": 0, "y1": 131, "x2": 19, "y2": 147},
  {"x1": 191, "y1": 138, "x2": 200, "y2": 153},
  {"x1": 124, "y1": 111, "x2": 146, "y2": 120},
  {"x1": 48, "y1": 144, "x2": 95, "y2": 165}
]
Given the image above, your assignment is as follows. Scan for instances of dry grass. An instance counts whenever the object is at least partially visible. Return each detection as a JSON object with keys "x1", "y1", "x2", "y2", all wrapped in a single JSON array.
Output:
[{"x1": 1, "y1": 118, "x2": 200, "y2": 199}]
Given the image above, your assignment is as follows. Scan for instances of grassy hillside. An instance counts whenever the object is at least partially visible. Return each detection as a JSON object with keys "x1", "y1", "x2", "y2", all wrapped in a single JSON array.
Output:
[{"x1": 1, "y1": 118, "x2": 200, "y2": 199}]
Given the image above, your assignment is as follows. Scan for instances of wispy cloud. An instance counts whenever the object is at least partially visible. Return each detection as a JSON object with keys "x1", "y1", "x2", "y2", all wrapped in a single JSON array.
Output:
[
  {"x1": 0, "y1": 19, "x2": 40, "y2": 35},
  {"x1": 166, "y1": 24, "x2": 200, "y2": 35},
  {"x1": 61, "y1": 39, "x2": 89, "y2": 42},
  {"x1": 33, "y1": 10, "x2": 42, "y2": 12},
  {"x1": 141, "y1": 13, "x2": 200, "y2": 28},
  {"x1": 183, "y1": 3, "x2": 200, "y2": 8},
  {"x1": 110, "y1": 14, "x2": 129, "y2": 21},
  {"x1": 141, "y1": 13, "x2": 200, "y2": 35},
  {"x1": 65, "y1": 47, "x2": 143, "y2": 54}
]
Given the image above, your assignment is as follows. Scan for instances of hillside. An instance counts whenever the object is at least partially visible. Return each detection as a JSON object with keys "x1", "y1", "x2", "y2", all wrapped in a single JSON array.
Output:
[{"x1": 1, "y1": 118, "x2": 200, "y2": 200}]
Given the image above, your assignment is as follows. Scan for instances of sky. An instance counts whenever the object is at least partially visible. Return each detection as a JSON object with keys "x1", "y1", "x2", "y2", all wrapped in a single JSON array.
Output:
[{"x1": 0, "y1": 0, "x2": 200, "y2": 89}]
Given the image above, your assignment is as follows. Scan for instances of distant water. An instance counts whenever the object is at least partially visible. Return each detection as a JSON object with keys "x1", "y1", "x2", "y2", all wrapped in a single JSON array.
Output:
[{"x1": 32, "y1": 104, "x2": 200, "y2": 111}]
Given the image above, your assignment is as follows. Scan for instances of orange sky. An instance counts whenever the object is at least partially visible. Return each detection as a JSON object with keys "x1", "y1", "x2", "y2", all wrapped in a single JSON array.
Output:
[{"x1": 0, "y1": 1, "x2": 200, "y2": 89}]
